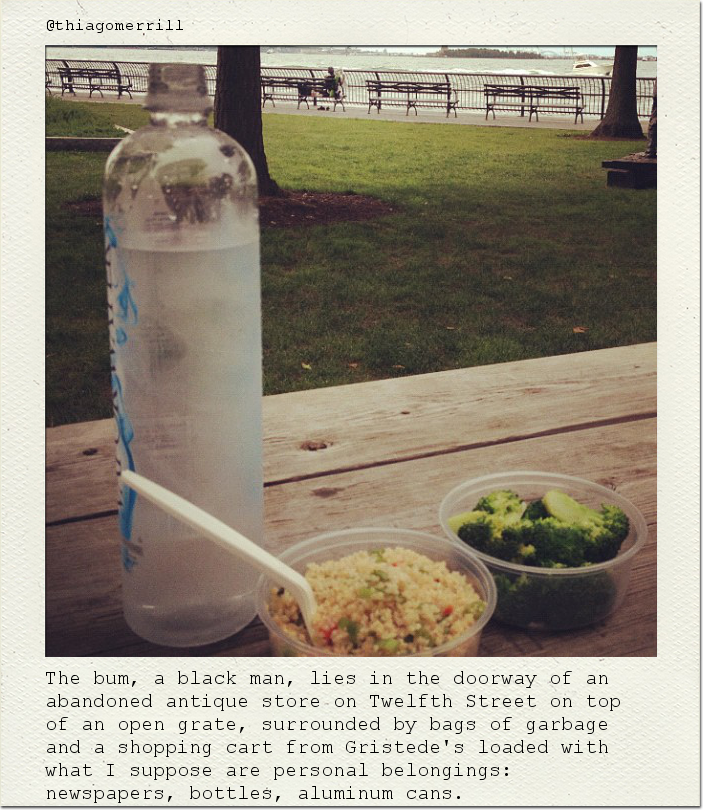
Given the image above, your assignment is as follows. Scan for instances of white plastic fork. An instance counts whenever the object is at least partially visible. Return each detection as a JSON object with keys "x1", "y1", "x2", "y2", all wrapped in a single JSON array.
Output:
[{"x1": 120, "y1": 470, "x2": 320, "y2": 645}]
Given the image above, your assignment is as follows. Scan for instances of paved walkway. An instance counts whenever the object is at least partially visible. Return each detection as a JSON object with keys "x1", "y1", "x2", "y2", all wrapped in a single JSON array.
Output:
[
  {"x1": 263, "y1": 100, "x2": 599, "y2": 130},
  {"x1": 58, "y1": 90, "x2": 599, "y2": 131}
]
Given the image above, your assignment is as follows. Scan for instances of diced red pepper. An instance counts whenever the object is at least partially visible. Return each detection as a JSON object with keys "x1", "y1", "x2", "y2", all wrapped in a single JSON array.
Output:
[
  {"x1": 320, "y1": 622, "x2": 338, "y2": 645},
  {"x1": 442, "y1": 606, "x2": 454, "y2": 617}
]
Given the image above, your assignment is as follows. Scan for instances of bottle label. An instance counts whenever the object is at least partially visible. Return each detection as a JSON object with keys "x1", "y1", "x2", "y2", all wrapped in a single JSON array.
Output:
[{"x1": 105, "y1": 214, "x2": 139, "y2": 571}]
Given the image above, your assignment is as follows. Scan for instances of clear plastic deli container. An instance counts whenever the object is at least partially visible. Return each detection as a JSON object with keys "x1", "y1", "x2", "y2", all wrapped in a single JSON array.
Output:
[
  {"x1": 256, "y1": 527, "x2": 496, "y2": 656},
  {"x1": 439, "y1": 471, "x2": 647, "y2": 631}
]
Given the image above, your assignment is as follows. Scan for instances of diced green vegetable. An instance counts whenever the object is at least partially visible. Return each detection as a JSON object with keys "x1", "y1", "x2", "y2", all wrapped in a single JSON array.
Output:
[
  {"x1": 543, "y1": 489, "x2": 600, "y2": 525},
  {"x1": 376, "y1": 638, "x2": 400, "y2": 652},
  {"x1": 337, "y1": 617, "x2": 359, "y2": 646},
  {"x1": 464, "y1": 599, "x2": 485, "y2": 620}
]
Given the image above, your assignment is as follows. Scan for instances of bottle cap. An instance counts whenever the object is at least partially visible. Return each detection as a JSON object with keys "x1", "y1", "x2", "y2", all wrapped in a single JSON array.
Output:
[{"x1": 145, "y1": 63, "x2": 212, "y2": 113}]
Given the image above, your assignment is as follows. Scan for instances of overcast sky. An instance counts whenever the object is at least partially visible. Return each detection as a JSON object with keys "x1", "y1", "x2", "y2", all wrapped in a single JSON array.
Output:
[{"x1": 361, "y1": 46, "x2": 657, "y2": 57}]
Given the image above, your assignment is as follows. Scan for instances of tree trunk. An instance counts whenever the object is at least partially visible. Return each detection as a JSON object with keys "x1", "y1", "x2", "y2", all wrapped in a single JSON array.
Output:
[
  {"x1": 644, "y1": 79, "x2": 657, "y2": 158},
  {"x1": 214, "y1": 46, "x2": 280, "y2": 196},
  {"x1": 590, "y1": 46, "x2": 644, "y2": 139}
]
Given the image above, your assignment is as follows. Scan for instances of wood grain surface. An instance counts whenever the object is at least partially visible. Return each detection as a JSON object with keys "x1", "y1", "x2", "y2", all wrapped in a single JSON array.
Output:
[
  {"x1": 46, "y1": 343, "x2": 655, "y2": 523},
  {"x1": 45, "y1": 343, "x2": 657, "y2": 658}
]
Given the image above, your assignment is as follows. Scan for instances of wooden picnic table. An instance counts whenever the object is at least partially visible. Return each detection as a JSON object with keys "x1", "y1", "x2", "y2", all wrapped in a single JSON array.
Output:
[{"x1": 46, "y1": 343, "x2": 656, "y2": 658}]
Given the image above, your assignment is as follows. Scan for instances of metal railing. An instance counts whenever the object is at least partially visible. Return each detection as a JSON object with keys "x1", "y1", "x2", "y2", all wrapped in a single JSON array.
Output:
[
  {"x1": 46, "y1": 59, "x2": 656, "y2": 119},
  {"x1": 46, "y1": 59, "x2": 218, "y2": 97}
]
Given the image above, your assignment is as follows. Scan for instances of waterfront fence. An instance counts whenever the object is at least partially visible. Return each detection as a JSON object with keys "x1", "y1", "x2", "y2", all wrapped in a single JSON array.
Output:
[{"x1": 46, "y1": 59, "x2": 656, "y2": 119}]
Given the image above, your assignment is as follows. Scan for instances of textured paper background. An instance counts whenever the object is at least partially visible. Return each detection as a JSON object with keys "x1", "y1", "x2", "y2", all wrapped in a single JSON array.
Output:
[{"x1": 0, "y1": 0, "x2": 700, "y2": 806}]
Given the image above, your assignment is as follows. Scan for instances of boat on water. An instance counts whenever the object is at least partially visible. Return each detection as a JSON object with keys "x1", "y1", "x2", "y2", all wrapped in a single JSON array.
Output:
[{"x1": 572, "y1": 57, "x2": 613, "y2": 75}]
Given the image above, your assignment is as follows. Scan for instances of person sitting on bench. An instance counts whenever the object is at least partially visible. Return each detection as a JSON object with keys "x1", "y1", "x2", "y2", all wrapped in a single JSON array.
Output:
[{"x1": 314, "y1": 66, "x2": 344, "y2": 110}]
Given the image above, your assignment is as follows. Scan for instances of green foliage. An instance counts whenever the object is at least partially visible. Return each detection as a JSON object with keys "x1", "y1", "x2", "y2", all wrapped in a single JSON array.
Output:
[{"x1": 46, "y1": 107, "x2": 655, "y2": 425}]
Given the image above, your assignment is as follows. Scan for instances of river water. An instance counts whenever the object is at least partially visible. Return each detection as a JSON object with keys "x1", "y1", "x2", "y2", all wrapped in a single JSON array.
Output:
[{"x1": 46, "y1": 46, "x2": 658, "y2": 78}]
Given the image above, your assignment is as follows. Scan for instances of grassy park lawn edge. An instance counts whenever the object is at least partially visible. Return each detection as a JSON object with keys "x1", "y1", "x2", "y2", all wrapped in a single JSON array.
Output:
[{"x1": 46, "y1": 98, "x2": 655, "y2": 426}]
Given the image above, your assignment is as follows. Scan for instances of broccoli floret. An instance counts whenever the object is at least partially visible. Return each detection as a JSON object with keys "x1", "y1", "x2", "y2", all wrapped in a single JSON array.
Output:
[
  {"x1": 494, "y1": 574, "x2": 543, "y2": 626},
  {"x1": 489, "y1": 521, "x2": 534, "y2": 562},
  {"x1": 447, "y1": 509, "x2": 489, "y2": 536},
  {"x1": 484, "y1": 524, "x2": 524, "y2": 561},
  {"x1": 456, "y1": 509, "x2": 525, "y2": 559},
  {"x1": 451, "y1": 489, "x2": 526, "y2": 557},
  {"x1": 523, "y1": 498, "x2": 549, "y2": 520},
  {"x1": 456, "y1": 512, "x2": 495, "y2": 553},
  {"x1": 449, "y1": 486, "x2": 631, "y2": 630},
  {"x1": 502, "y1": 518, "x2": 591, "y2": 567},
  {"x1": 543, "y1": 490, "x2": 629, "y2": 563},
  {"x1": 582, "y1": 520, "x2": 626, "y2": 563},
  {"x1": 594, "y1": 504, "x2": 630, "y2": 560},
  {"x1": 532, "y1": 519, "x2": 592, "y2": 568},
  {"x1": 451, "y1": 488, "x2": 630, "y2": 567},
  {"x1": 601, "y1": 504, "x2": 630, "y2": 539},
  {"x1": 474, "y1": 489, "x2": 525, "y2": 518},
  {"x1": 493, "y1": 570, "x2": 618, "y2": 630}
]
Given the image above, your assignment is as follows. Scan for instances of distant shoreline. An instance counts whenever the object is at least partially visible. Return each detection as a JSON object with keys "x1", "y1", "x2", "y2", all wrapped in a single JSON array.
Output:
[
  {"x1": 426, "y1": 48, "x2": 544, "y2": 59},
  {"x1": 120, "y1": 46, "x2": 545, "y2": 60},
  {"x1": 45, "y1": 47, "x2": 657, "y2": 78}
]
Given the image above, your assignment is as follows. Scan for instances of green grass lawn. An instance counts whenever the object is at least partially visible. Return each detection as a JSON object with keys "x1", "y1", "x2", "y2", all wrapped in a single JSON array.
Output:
[
  {"x1": 46, "y1": 98, "x2": 655, "y2": 426},
  {"x1": 45, "y1": 95, "x2": 130, "y2": 137}
]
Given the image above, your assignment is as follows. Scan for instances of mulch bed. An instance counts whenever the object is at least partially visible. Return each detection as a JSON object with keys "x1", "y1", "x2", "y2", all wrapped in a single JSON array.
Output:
[
  {"x1": 65, "y1": 191, "x2": 395, "y2": 228},
  {"x1": 259, "y1": 190, "x2": 394, "y2": 228}
]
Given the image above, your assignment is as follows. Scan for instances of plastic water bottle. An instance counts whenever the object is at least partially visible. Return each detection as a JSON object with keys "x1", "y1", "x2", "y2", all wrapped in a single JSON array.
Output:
[{"x1": 103, "y1": 64, "x2": 264, "y2": 646}]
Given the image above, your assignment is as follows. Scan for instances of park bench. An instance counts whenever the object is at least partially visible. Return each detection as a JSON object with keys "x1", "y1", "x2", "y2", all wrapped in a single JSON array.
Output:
[
  {"x1": 484, "y1": 84, "x2": 584, "y2": 123},
  {"x1": 261, "y1": 76, "x2": 345, "y2": 111},
  {"x1": 58, "y1": 66, "x2": 133, "y2": 99},
  {"x1": 366, "y1": 80, "x2": 458, "y2": 117}
]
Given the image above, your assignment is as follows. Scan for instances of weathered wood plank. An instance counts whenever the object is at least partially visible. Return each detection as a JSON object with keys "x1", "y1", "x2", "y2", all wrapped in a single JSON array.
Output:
[
  {"x1": 46, "y1": 418, "x2": 655, "y2": 657},
  {"x1": 261, "y1": 419, "x2": 656, "y2": 550},
  {"x1": 46, "y1": 343, "x2": 656, "y2": 523},
  {"x1": 46, "y1": 419, "x2": 118, "y2": 522},
  {"x1": 263, "y1": 343, "x2": 655, "y2": 484}
]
